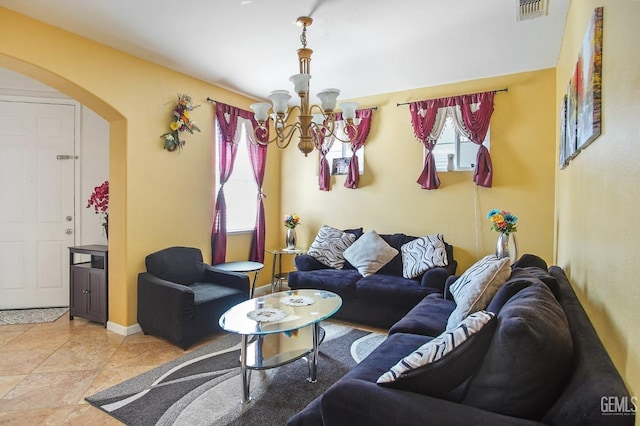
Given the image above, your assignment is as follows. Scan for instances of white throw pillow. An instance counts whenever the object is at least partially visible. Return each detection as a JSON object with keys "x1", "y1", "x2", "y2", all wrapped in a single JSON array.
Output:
[
  {"x1": 401, "y1": 233, "x2": 448, "y2": 279},
  {"x1": 307, "y1": 225, "x2": 357, "y2": 269},
  {"x1": 343, "y1": 230, "x2": 399, "y2": 277},
  {"x1": 446, "y1": 255, "x2": 511, "y2": 330}
]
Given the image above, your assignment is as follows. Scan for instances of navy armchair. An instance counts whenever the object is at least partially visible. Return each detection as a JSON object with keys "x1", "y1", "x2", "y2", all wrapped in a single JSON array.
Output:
[{"x1": 137, "y1": 246, "x2": 249, "y2": 349}]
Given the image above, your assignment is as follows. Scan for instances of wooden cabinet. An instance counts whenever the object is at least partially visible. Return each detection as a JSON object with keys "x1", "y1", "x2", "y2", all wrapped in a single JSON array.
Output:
[{"x1": 69, "y1": 245, "x2": 108, "y2": 326}]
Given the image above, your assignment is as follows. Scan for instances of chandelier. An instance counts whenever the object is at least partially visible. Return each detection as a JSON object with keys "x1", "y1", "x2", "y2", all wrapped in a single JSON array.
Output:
[{"x1": 251, "y1": 16, "x2": 359, "y2": 157}]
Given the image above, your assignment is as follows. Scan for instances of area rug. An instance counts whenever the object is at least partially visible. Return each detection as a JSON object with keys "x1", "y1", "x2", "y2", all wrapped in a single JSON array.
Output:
[
  {"x1": 86, "y1": 323, "x2": 386, "y2": 425},
  {"x1": 0, "y1": 307, "x2": 69, "y2": 325}
]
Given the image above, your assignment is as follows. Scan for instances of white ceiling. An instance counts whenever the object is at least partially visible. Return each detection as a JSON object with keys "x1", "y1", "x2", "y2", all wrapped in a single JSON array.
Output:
[{"x1": 0, "y1": 0, "x2": 569, "y2": 102}]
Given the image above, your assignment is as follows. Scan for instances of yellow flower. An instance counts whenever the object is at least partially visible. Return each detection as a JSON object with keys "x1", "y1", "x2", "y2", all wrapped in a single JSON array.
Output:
[
  {"x1": 183, "y1": 110, "x2": 190, "y2": 120},
  {"x1": 492, "y1": 214, "x2": 504, "y2": 223},
  {"x1": 170, "y1": 121, "x2": 180, "y2": 131}
]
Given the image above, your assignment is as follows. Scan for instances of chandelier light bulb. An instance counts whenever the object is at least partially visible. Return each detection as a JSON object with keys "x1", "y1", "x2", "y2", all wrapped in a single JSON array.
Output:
[
  {"x1": 289, "y1": 73, "x2": 311, "y2": 96},
  {"x1": 268, "y1": 90, "x2": 291, "y2": 115},
  {"x1": 317, "y1": 89, "x2": 340, "y2": 112}
]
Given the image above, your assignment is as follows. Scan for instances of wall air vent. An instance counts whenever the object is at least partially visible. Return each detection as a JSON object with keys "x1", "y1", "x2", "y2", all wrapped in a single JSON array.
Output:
[{"x1": 516, "y1": 0, "x2": 547, "y2": 21}]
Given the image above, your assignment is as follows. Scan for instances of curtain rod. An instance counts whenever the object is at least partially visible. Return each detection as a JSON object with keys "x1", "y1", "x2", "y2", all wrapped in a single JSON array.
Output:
[
  {"x1": 396, "y1": 87, "x2": 508, "y2": 107},
  {"x1": 207, "y1": 97, "x2": 378, "y2": 111}
]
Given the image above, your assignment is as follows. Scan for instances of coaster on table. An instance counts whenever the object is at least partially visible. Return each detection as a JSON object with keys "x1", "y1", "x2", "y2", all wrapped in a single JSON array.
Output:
[
  {"x1": 247, "y1": 308, "x2": 287, "y2": 322},
  {"x1": 280, "y1": 295, "x2": 315, "y2": 307}
]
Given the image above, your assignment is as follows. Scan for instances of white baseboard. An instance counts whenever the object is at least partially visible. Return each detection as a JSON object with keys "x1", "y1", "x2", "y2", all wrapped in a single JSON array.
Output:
[{"x1": 107, "y1": 321, "x2": 142, "y2": 336}]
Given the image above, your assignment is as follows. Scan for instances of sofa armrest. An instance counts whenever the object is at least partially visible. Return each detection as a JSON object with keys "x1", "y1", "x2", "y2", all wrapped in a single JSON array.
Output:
[
  {"x1": 443, "y1": 275, "x2": 459, "y2": 300},
  {"x1": 137, "y1": 273, "x2": 196, "y2": 339},
  {"x1": 320, "y1": 378, "x2": 542, "y2": 426},
  {"x1": 294, "y1": 254, "x2": 331, "y2": 271},
  {"x1": 420, "y1": 267, "x2": 451, "y2": 292},
  {"x1": 203, "y1": 266, "x2": 250, "y2": 297}
]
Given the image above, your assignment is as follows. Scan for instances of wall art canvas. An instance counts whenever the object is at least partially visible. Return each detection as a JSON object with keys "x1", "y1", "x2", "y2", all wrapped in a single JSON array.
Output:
[
  {"x1": 576, "y1": 6, "x2": 603, "y2": 150},
  {"x1": 566, "y1": 72, "x2": 579, "y2": 162},
  {"x1": 559, "y1": 94, "x2": 568, "y2": 169}
]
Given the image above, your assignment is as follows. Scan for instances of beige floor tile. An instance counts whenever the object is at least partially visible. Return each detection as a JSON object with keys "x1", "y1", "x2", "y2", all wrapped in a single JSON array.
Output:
[
  {"x1": 105, "y1": 340, "x2": 185, "y2": 369},
  {"x1": 1, "y1": 328, "x2": 72, "y2": 351},
  {"x1": 0, "y1": 375, "x2": 26, "y2": 399},
  {"x1": 0, "y1": 406, "x2": 77, "y2": 426},
  {"x1": 0, "y1": 349, "x2": 52, "y2": 375},
  {"x1": 0, "y1": 331, "x2": 24, "y2": 348},
  {"x1": 0, "y1": 370, "x2": 99, "y2": 411},
  {"x1": 34, "y1": 344, "x2": 117, "y2": 374}
]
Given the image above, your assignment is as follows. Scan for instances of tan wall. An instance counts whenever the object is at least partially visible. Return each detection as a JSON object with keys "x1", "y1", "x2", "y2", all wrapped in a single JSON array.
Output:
[
  {"x1": 555, "y1": 0, "x2": 640, "y2": 397},
  {"x1": 281, "y1": 69, "x2": 557, "y2": 273},
  {"x1": 0, "y1": 8, "x2": 281, "y2": 327}
]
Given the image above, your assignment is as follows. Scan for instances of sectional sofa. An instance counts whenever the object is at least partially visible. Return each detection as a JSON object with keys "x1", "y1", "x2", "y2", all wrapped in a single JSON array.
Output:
[{"x1": 287, "y1": 256, "x2": 634, "y2": 425}]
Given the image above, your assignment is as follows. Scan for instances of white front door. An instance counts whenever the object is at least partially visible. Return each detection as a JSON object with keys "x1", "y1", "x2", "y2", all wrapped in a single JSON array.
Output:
[{"x1": 0, "y1": 99, "x2": 76, "y2": 309}]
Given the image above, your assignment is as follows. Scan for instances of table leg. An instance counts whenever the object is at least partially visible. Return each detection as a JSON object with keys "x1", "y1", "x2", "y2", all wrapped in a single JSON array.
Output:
[
  {"x1": 240, "y1": 334, "x2": 251, "y2": 404},
  {"x1": 277, "y1": 253, "x2": 283, "y2": 291},
  {"x1": 250, "y1": 270, "x2": 260, "y2": 299},
  {"x1": 307, "y1": 322, "x2": 319, "y2": 383},
  {"x1": 270, "y1": 252, "x2": 277, "y2": 293}
]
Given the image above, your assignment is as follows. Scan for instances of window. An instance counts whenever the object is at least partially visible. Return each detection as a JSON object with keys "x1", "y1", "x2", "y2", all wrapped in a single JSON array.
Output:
[
  {"x1": 216, "y1": 119, "x2": 257, "y2": 232},
  {"x1": 325, "y1": 142, "x2": 364, "y2": 175},
  {"x1": 429, "y1": 116, "x2": 490, "y2": 172}
]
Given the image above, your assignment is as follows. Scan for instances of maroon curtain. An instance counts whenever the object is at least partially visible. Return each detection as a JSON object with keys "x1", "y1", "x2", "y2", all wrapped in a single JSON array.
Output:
[
  {"x1": 458, "y1": 92, "x2": 495, "y2": 187},
  {"x1": 211, "y1": 103, "x2": 241, "y2": 265},
  {"x1": 409, "y1": 99, "x2": 443, "y2": 190},
  {"x1": 313, "y1": 127, "x2": 332, "y2": 191},
  {"x1": 344, "y1": 109, "x2": 374, "y2": 189},
  {"x1": 247, "y1": 116, "x2": 269, "y2": 263}
]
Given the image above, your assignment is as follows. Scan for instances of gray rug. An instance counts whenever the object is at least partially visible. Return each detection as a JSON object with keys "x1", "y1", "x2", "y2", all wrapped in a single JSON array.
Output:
[
  {"x1": 0, "y1": 307, "x2": 69, "y2": 325},
  {"x1": 86, "y1": 323, "x2": 385, "y2": 425}
]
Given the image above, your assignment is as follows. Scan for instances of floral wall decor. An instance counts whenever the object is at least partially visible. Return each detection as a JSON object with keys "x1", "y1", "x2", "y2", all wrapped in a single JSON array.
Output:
[{"x1": 160, "y1": 94, "x2": 201, "y2": 151}]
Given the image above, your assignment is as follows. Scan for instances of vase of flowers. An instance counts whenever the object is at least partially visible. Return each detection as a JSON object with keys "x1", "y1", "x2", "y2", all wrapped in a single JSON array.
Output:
[
  {"x1": 487, "y1": 209, "x2": 518, "y2": 262},
  {"x1": 283, "y1": 213, "x2": 300, "y2": 250},
  {"x1": 87, "y1": 180, "x2": 109, "y2": 239},
  {"x1": 160, "y1": 94, "x2": 201, "y2": 152}
]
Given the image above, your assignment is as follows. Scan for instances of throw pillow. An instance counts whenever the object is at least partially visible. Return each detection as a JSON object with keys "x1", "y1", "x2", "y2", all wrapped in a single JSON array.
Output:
[
  {"x1": 462, "y1": 283, "x2": 573, "y2": 420},
  {"x1": 307, "y1": 225, "x2": 357, "y2": 269},
  {"x1": 446, "y1": 255, "x2": 511, "y2": 330},
  {"x1": 343, "y1": 230, "x2": 399, "y2": 277},
  {"x1": 400, "y1": 233, "x2": 448, "y2": 279},
  {"x1": 377, "y1": 310, "x2": 496, "y2": 397}
]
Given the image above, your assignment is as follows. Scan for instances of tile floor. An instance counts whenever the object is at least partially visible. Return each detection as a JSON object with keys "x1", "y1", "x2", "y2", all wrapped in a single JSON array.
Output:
[{"x1": 0, "y1": 312, "x2": 223, "y2": 425}]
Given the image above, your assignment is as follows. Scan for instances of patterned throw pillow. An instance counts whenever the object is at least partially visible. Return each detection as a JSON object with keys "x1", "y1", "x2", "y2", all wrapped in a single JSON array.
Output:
[
  {"x1": 307, "y1": 225, "x2": 357, "y2": 269},
  {"x1": 343, "y1": 230, "x2": 399, "y2": 277},
  {"x1": 377, "y1": 310, "x2": 496, "y2": 396},
  {"x1": 401, "y1": 233, "x2": 448, "y2": 279},
  {"x1": 446, "y1": 255, "x2": 511, "y2": 330}
]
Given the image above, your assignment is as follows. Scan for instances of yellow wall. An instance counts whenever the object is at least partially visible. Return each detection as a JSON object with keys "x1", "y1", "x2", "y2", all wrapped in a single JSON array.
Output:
[
  {"x1": 281, "y1": 69, "x2": 557, "y2": 273},
  {"x1": 555, "y1": 0, "x2": 640, "y2": 397},
  {"x1": 0, "y1": 8, "x2": 281, "y2": 327}
]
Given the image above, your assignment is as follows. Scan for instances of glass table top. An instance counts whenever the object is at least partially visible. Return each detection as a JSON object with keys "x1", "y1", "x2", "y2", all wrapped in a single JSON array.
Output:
[{"x1": 219, "y1": 289, "x2": 342, "y2": 336}]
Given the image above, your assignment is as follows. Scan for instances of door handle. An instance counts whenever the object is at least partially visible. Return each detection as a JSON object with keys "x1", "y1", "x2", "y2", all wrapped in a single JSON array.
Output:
[
  {"x1": 66, "y1": 216, "x2": 73, "y2": 222},
  {"x1": 66, "y1": 229, "x2": 73, "y2": 235}
]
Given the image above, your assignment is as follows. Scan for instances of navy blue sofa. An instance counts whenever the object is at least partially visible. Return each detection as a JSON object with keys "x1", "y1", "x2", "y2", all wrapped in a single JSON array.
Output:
[
  {"x1": 288, "y1": 258, "x2": 634, "y2": 425},
  {"x1": 288, "y1": 232, "x2": 457, "y2": 329}
]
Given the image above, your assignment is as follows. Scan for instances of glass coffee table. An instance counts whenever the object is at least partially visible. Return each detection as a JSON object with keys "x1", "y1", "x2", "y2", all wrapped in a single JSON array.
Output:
[{"x1": 219, "y1": 289, "x2": 342, "y2": 403}]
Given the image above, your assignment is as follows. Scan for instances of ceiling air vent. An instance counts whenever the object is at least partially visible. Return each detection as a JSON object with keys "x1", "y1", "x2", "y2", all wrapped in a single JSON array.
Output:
[{"x1": 516, "y1": 0, "x2": 547, "y2": 21}]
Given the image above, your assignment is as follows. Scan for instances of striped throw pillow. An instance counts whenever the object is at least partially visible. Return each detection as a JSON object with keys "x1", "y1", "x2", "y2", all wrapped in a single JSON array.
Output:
[
  {"x1": 401, "y1": 233, "x2": 448, "y2": 279},
  {"x1": 307, "y1": 225, "x2": 357, "y2": 269}
]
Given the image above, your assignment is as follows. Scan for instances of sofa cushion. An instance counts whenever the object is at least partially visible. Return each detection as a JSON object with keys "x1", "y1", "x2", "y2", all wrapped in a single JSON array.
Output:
[
  {"x1": 356, "y1": 275, "x2": 440, "y2": 309},
  {"x1": 446, "y1": 255, "x2": 511, "y2": 330},
  {"x1": 462, "y1": 282, "x2": 574, "y2": 420},
  {"x1": 307, "y1": 225, "x2": 357, "y2": 269},
  {"x1": 145, "y1": 246, "x2": 205, "y2": 285},
  {"x1": 401, "y1": 233, "x2": 448, "y2": 279},
  {"x1": 486, "y1": 268, "x2": 545, "y2": 314},
  {"x1": 343, "y1": 230, "x2": 399, "y2": 277},
  {"x1": 389, "y1": 293, "x2": 456, "y2": 337},
  {"x1": 377, "y1": 311, "x2": 496, "y2": 397},
  {"x1": 287, "y1": 269, "x2": 361, "y2": 299}
]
